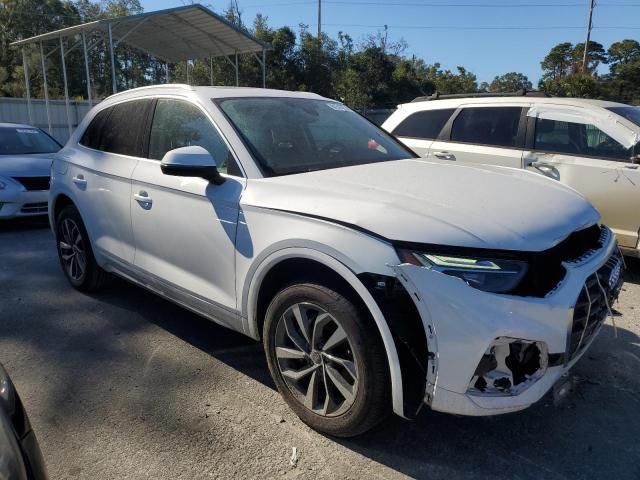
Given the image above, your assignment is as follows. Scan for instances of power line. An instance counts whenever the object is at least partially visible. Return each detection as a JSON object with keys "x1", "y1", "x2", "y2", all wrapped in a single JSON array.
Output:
[
  {"x1": 241, "y1": 1, "x2": 640, "y2": 6},
  {"x1": 322, "y1": 23, "x2": 640, "y2": 30}
]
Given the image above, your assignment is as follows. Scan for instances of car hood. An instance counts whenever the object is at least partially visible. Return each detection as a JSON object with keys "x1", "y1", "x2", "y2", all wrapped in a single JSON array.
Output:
[
  {"x1": 243, "y1": 159, "x2": 600, "y2": 252},
  {"x1": 0, "y1": 154, "x2": 55, "y2": 177}
]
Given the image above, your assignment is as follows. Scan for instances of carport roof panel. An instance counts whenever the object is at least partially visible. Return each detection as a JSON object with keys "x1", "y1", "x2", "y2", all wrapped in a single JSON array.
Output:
[{"x1": 10, "y1": 4, "x2": 268, "y2": 62}]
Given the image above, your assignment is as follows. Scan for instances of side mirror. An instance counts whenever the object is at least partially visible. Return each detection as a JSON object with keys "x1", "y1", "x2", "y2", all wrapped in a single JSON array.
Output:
[
  {"x1": 631, "y1": 155, "x2": 640, "y2": 165},
  {"x1": 160, "y1": 146, "x2": 225, "y2": 185}
]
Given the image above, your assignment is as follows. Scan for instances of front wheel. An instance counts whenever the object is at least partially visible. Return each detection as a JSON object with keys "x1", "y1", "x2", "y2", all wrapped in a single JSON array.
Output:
[
  {"x1": 55, "y1": 205, "x2": 107, "y2": 292},
  {"x1": 264, "y1": 283, "x2": 390, "y2": 437}
]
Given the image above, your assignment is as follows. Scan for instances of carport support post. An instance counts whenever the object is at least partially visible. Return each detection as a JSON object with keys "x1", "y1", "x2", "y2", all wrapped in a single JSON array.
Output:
[
  {"x1": 262, "y1": 48, "x2": 266, "y2": 88},
  {"x1": 234, "y1": 52, "x2": 239, "y2": 86},
  {"x1": 21, "y1": 47, "x2": 33, "y2": 124},
  {"x1": 165, "y1": 63, "x2": 170, "y2": 83},
  {"x1": 210, "y1": 56, "x2": 214, "y2": 85},
  {"x1": 186, "y1": 60, "x2": 190, "y2": 84},
  {"x1": 108, "y1": 23, "x2": 117, "y2": 94},
  {"x1": 82, "y1": 30, "x2": 92, "y2": 105},
  {"x1": 39, "y1": 42, "x2": 52, "y2": 135},
  {"x1": 59, "y1": 36, "x2": 72, "y2": 137}
]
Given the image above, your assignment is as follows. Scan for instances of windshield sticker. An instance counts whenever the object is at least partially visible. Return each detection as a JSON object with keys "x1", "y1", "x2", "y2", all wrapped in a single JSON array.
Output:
[
  {"x1": 16, "y1": 129, "x2": 39, "y2": 134},
  {"x1": 326, "y1": 102, "x2": 350, "y2": 111}
]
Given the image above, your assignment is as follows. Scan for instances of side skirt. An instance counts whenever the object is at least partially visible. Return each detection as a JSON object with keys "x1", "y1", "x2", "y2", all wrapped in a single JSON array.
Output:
[{"x1": 100, "y1": 251, "x2": 245, "y2": 335}]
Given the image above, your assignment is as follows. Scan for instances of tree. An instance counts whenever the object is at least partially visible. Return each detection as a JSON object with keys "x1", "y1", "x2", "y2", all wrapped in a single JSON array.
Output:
[
  {"x1": 425, "y1": 64, "x2": 477, "y2": 94},
  {"x1": 540, "y1": 42, "x2": 574, "y2": 81},
  {"x1": 572, "y1": 41, "x2": 607, "y2": 74},
  {"x1": 608, "y1": 39, "x2": 640, "y2": 73},
  {"x1": 488, "y1": 72, "x2": 532, "y2": 92}
]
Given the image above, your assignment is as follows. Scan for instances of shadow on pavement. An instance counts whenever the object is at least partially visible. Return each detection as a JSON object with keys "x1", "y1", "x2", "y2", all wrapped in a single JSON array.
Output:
[
  {"x1": 0, "y1": 216, "x2": 49, "y2": 232},
  {"x1": 95, "y1": 277, "x2": 640, "y2": 480}
]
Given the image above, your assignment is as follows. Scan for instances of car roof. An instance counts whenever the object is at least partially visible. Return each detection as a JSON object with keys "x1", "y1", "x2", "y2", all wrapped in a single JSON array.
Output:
[
  {"x1": 100, "y1": 84, "x2": 327, "y2": 107},
  {"x1": 399, "y1": 95, "x2": 631, "y2": 111}
]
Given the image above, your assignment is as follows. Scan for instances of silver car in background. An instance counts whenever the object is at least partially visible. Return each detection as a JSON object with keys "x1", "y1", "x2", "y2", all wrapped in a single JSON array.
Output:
[{"x1": 0, "y1": 123, "x2": 60, "y2": 219}]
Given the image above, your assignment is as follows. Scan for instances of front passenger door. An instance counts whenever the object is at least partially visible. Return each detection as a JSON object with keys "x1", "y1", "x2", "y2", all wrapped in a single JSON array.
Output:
[
  {"x1": 523, "y1": 116, "x2": 640, "y2": 249},
  {"x1": 131, "y1": 98, "x2": 245, "y2": 329}
]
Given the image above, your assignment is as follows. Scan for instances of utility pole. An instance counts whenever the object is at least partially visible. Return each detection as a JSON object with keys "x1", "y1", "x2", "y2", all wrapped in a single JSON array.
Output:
[
  {"x1": 582, "y1": 0, "x2": 595, "y2": 72},
  {"x1": 317, "y1": 0, "x2": 322, "y2": 49}
]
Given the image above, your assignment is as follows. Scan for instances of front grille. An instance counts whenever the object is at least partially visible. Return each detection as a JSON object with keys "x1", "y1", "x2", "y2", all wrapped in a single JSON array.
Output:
[
  {"x1": 12, "y1": 176, "x2": 50, "y2": 191},
  {"x1": 20, "y1": 202, "x2": 48, "y2": 214},
  {"x1": 568, "y1": 250, "x2": 624, "y2": 360}
]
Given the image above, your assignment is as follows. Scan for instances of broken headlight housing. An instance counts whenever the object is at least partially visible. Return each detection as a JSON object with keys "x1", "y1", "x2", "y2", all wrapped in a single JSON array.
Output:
[{"x1": 398, "y1": 250, "x2": 528, "y2": 294}]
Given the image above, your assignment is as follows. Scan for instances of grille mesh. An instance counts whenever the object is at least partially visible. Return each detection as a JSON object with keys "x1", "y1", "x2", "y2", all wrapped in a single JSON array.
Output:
[{"x1": 568, "y1": 250, "x2": 623, "y2": 360}]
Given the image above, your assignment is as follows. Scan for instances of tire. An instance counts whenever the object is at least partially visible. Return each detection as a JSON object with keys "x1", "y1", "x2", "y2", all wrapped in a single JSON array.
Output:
[
  {"x1": 55, "y1": 204, "x2": 107, "y2": 292},
  {"x1": 264, "y1": 283, "x2": 390, "y2": 437}
]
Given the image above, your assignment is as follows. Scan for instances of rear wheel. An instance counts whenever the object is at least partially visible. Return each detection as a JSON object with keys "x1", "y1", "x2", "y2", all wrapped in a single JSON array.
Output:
[
  {"x1": 264, "y1": 283, "x2": 390, "y2": 437},
  {"x1": 56, "y1": 205, "x2": 107, "y2": 292}
]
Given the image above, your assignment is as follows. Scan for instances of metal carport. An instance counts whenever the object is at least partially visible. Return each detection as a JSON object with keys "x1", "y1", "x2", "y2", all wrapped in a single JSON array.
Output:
[{"x1": 10, "y1": 4, "x2": 269, "y2": 137}]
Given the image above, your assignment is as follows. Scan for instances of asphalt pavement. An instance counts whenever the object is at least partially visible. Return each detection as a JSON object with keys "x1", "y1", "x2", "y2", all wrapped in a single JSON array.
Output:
[{"x1": 1, "y1": 217, "x2": 639, "y2": 480}]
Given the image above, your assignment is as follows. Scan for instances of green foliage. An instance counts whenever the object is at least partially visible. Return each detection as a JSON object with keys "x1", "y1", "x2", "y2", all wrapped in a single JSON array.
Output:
[{"x1": 488, "y1": 72, "x2": 532, "y2": 92}]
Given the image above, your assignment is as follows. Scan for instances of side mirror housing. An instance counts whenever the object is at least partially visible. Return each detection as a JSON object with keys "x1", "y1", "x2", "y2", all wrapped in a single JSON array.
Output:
[{"x1": 160, "y1": 146, "x2": 225, "y2": 185}]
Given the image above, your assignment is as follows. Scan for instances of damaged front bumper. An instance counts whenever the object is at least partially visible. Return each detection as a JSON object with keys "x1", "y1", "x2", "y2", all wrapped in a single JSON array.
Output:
[{"x1": 393, "y1": 228, "x2": 623, "y2": 417}]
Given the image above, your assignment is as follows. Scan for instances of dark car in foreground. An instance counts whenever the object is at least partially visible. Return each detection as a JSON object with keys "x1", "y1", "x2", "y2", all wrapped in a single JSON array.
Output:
[{"x1": 0, "y1": 363, "x2": 48, "y2": 479}]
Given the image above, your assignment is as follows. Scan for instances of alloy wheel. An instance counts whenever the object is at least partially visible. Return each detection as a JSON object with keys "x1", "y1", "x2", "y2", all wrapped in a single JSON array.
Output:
[
  {"x1": 274, "y1": 302, "x2": 359, "y2": 417},
  {"x1": 59, "y1": 218, "x2": 86, "y2": 281}
]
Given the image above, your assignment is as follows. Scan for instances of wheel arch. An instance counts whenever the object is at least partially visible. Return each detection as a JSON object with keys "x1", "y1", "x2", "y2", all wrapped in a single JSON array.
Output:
[{"x1": 244, "y1": 247, "x2": 406, "y2": 417}]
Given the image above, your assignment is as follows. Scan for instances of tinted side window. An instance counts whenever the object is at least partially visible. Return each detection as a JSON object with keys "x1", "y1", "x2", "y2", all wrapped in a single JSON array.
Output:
[
  {"x1": 148, "y1": 99, "x2": 233, "y2": 174},
  {"x1": 451, "y1": 107, "x2": 523, "y2": 147},
  {"x1": 534, "y1": 118, "x2": 631, "y2": 161},
  {"x1": 80, "y1": 107, "x2": 112, "y2": 150},
  {"x1": 392, "y1": 109, "x2": 455, "y2": 139},
  {"x1": 97, "y1": 100, "x2": 151, "y2": 156}
]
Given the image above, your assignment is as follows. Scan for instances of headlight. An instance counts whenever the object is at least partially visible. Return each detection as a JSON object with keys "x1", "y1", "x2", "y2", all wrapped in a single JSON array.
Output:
[{"x1": 398, "y1": 250, "x2": 528, "y2": 294}]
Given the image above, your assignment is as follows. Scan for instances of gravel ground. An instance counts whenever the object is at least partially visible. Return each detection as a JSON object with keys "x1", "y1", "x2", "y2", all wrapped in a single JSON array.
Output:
[{"x1": 1, "y1": 217, "x2": 639, "y2": 480}]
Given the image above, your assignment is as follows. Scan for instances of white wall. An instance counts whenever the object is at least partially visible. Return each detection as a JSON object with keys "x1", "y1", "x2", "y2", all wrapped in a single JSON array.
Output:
[{"x1": 0, "y1": 97, "x2": 98, "y2": 144}]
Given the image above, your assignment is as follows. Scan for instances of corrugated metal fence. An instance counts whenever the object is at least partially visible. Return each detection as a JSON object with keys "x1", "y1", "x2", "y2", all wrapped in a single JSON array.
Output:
[
  {"x1": 0, "y1": 97, "x2": 395, "y2": 144},
  {"x1": 0, "y1": 97, "x2": 97, "y2": 144}
]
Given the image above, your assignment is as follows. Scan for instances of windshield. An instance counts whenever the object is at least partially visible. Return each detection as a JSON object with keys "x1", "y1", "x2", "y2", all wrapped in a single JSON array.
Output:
[
  {"x1": 607, "y1": 106, "x2": 640, "y2": 128},
  {"x1": 0, "y1": 126, "x2": 61, "y2": 155},
  {"x1": 216, "y1": 97, "x2": 415, "y2": 176}
]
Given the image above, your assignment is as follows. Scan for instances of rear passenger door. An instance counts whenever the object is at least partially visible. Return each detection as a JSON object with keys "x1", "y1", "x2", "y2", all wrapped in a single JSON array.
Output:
[
  {"x1": 72, "y1": 99, "x2": 154, "y2": 264},
  {"x1": 428, "y1": 105, "x2": 527, "y2": 168},
  {"x1": 387, "y1": 108, "x2": 456, "y2": 157}
]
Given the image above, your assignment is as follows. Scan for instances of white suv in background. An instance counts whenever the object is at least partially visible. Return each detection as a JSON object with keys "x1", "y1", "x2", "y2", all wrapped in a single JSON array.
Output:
[
  {"x1": 50, "y1": 85, "x2": 623, "y2": 437},
  {"x1": 383, "y1": 94, "x2": 640, "y2": 256}
]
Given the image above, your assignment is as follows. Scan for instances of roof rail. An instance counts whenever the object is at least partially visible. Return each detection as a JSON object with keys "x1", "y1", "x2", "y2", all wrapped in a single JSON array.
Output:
[
  {"x1": 106, "y1": 83, "x2": 195, "y2": 100},
  {"x1": 411, "y1": 89, "x2": 551, "y2": 103}
]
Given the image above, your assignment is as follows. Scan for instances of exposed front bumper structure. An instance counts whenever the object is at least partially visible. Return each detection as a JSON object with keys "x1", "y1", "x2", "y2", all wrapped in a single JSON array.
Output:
[{"x1": 395, "y1": 227, "x2": 622, "y2": 416}]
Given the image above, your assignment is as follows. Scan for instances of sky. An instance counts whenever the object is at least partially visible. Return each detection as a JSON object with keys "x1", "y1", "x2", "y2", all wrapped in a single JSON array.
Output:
[{"x1": 140, "y1": 0, "x2": 640, "y2": 84}]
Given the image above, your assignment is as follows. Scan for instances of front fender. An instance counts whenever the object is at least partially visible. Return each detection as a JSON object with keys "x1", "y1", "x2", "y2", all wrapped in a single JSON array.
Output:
[{"x1": 243, "y1": 247, "x2": 406, "y2": 417}]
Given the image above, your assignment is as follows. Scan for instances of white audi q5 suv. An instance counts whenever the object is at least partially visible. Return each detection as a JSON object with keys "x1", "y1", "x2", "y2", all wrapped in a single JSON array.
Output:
[{"x1": 50, "y1": 85, "x2": 623, "y2": 437}]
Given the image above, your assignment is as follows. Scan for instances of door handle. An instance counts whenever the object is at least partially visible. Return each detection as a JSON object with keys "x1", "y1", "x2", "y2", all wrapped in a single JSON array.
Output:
[
  {"x1": 530, "y1": 160, "x2": 560, "y2": 180},
  {"x1": 531, "y1": 160, "x2": 556, "y2": 171},
  {"x1": 72, "y1": 174, "x2": 87, "y2": 187},
  {"x1": 433, "y1": 151, "x2": 456, "y2": 160},
  {"x1": 134, "y1": 191, "x2": 153, "y2": 209},
  {"x1": 624, "y1": 164, "x2": 639, "y2": 169}
]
